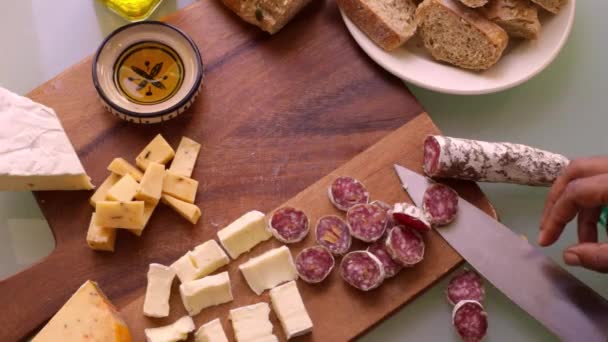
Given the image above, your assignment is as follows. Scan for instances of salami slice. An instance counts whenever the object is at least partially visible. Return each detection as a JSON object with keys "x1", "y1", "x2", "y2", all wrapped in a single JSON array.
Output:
[
  {"x1": 423, "y1": 135, "x2": 570, "y2": 186},
  {"x1": 268, "y1": 207, "x2": 310, "y2": 243},
  {"x1": 346, "y1": 203, "x2": 388, "y2": 242},
  {"x1": 447, "y1": 269, "x2": 485, "y2": 305},
  {"x1": 371, "y1": 200, "x2": 395, "y2": 227},
  {"x1": 392, "y1": 202, "x2": 432, "y2": 232},
  {"x1": 340, "y1": 251, "x2": 385, "y2": 291},
  {"x1": 328, "y1": 176, "x2": 370, "y2": 211},
  {"x1": 452, "y1": 300, "x2": 488, "y2": 342},
  {"x1": 385, "y1": 226, "x2": 425, "y2": 266},
  {"x1": 315, "y1": 215, "x2": 352, "y2": 255},
  {"x1": 295, "y1": 246, "x2": 335, "y2": 284},
  {"x1": 367, "y1": 236, "x2": 403, "y2": 278},
  {"x1": 423, "y1": 183, "x2": 459, "y2": 226}
]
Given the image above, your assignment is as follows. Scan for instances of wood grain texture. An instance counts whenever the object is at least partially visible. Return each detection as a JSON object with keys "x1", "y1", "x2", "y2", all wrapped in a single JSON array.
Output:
[{"x1": 0, "y1": 0, "x2": 492, "y2": 341}]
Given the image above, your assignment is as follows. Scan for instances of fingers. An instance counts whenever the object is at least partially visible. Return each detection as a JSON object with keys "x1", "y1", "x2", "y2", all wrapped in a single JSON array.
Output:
[
  {"x1": 539, "y1": 173, "x2": 608, "y2": 246},
  {"x1": 564, "y1": 243, "x2": 608, "y2": 273},
  {"x1": 541, "y1": 157, "x2": 608, "y2": 227},
  {"x1": 577, "y1": 207, "x2": 601, "y2": 243}
]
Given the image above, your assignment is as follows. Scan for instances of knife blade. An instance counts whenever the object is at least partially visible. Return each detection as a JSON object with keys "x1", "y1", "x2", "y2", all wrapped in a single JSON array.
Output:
[{"x1": 394, "y1": 164, "x2": 608, "y2": 342}]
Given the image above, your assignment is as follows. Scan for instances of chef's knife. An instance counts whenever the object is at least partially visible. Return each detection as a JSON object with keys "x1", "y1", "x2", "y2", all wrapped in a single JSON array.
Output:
[{"x1": 394, "y1": 164, "x2": 608, "y2": 342}]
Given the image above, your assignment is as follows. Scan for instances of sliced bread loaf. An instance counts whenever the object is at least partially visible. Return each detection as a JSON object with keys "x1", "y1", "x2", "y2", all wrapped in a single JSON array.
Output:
[
  {"x1": 338, "y1": 0, "x2": 418, "y2": 51},
  {"x1": 484, "y1": 0, "x2": 541, "y2": 40},
  {"x1": 415, "y1": 0, "x2": 509, "y2": 70},
  {"x1": 531, "y1": 0, "x2": 566, "y2": 14},
  {"x1": 458, "y1": 0, "x2": 488, "y2": 8},
  {"x1": 221, "y1": 0, "x2": 311, "y2": 34}
]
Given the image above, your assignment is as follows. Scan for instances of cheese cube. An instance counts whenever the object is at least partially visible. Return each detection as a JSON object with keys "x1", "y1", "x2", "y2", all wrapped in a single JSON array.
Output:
[
  {"x1": 229, "y1": 303, "x2": 277, "y2": 342},
  {"x1": 239, "y1": 246, "x2": 298, "y2": 295},
  {"x1": 127, "y1": 201, "x2": 157, "y2": 236},
  {"x1": 163, "y1": 170, "x2": 198, "y2": 203},
  {"x1": 106, "y1": 174, "x2": 139, "y2": 202},
  {"x1": 162, "y1": 194, "x2": 201, "y2": 224},
  {"x1": 169, "y1": 137, "x2": 201, "y2": 178},
  {"x1": 90, "y1": 173, "x2": 120, "y2": 208},
  {"x1": 180, "y1": 272, "x2": 233, "y2": 316},
  {"x1": 144, "y1": 316, "x2": 195, "y2": 342},
  {"x1": 269, "y1": 281, "x2": 313, "y2": 339},
  {"x1": 136, "y1": 134, "x2": 175, "y2": 170},
  {"x1": 136, "y1": 162, "x2": 165, "y2": 203},
  {"x1": 32, "y1": 280, "x2": 131, "y2": 342},
  {"x1": 96, "y1": 201, "x2": 145, "y2": 230},
  {"x1": 217, "y1": 210, "x2": 271, "y2": 259},
  {"x1": 107, "y1": 157, "x2": 143, "y2": 181},
  {"x1": 190, "y1": 240, "x2": 230, "y2": 278},
  {"x1": 144, "y1": 264, "x2": 175, "y2": 318},
  {"x1": 171, "y1": 251, "x2": 200, "y2": 283},
  {"x1": 86, "y1": 213, "x2": 116, "y2": 252},
  {"x1": 195, "y1": 319, "x2": 228, "y2": 342}
]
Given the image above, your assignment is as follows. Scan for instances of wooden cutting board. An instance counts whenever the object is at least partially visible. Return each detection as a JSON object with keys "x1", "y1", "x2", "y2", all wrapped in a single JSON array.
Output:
[{"x1": 0, "y1": 0, "x2": 495, "y2": 341}]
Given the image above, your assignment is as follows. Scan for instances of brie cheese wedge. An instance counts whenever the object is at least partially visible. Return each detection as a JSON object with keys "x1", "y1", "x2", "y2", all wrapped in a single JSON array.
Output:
[
  {"x1": 144, "y1": 316, "x2": 195, "y2": 342},
  {"x1": 239, "y1": 246, "x2": 298, "y2": 295},
  {"x1": 269, "y1": 281, "x2": 313, "y2": 339},
  {"x1": 229, "y1": 303, "x2": 277, "y2": 342}
]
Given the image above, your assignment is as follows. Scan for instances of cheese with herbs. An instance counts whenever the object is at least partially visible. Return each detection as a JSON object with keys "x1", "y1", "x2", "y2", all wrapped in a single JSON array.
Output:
[
  {"x1": 106, "y1": 174, "x2": 139, "y2": 202},
  {"x1": 162, "y1": 194, "x2": 201, "y2": 224},
  {"x1": 136, "y1": 162, "x2": 165, "y2": 203},
  {"x1": 90, "y1": 173, "x2": 120, "y2": 208},
  {"x1": 107, "y1": 158, "x2": 143, "y2": 182},
  {"x1": 169, "y1": 137, "x2": 201, "y2": 177},
  {"x1": 86, "y1": 213, "x2": 116, "y2": 252},
  {"x1": 163, "y1": 170, "x2": 198, "y2": 203},
  {"x1": 136, "y1": 134, "x2": 175, "y2": 170},
  {"x1": 95, "y1": 201, "x2": 145, "y2": 230}
]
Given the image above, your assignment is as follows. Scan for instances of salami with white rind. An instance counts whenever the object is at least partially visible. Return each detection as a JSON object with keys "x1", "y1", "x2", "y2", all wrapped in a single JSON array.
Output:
[
  {"x1": 371, "y1": 200, "x2": 395, "y2": 227},
  {"x1": 423, "y1": 135, "x2": 570, "y2": 186},
  {"x1": 346, "y1": 203, "x2": 389, "y2": 242},
  {"x1": 367, "y1": 236, "x2": 403, "y2": 278},
  {"x1": 340, "y1": 251, "x2": 385, "y2": 291},
  {"x1": 315, "y1": 215, "x2": 352, "y2": 255},
  {"x1": 268, "y1": 207, "x2": 310, "y2": 243},
  {"x1": 328, "y1": 176, "x2": 370, "y2": 211},
  {"x1": 452, "y1": 300, "x2": 488, "y2": 342},
  {"x1": 423, "y1": 183, "x2": 459, "y2": 226},
  {"x1": 295, "y1": 246, "x2": 335, "y2": 284},
  {"x1": 447, "y1": 269, "x2": 485, "y2": 305},
  {"x1": 385, "y1": 226, "x2": 425, "y2": 266},
  {"x1": 392, "y1": 202, "x2": 432, "y2": 232}
]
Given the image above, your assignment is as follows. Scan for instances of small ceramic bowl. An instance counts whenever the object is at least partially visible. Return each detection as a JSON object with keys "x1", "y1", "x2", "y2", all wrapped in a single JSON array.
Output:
[{"x1": 93, "y1": 21, "x2": 203, "y2": 123}]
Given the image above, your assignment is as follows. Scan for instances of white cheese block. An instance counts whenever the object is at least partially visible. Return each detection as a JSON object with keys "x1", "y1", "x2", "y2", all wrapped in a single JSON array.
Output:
[
  {"x1": 190, "y1": 240, "x2": 230, "y2": 278},
  {"x1": 171, "y1": 252, "x2": 199, "y2": 283},
  {"x1": 269, "y1": 281, "x2": 313, "y2": 339},
  {"x1": 144, "y1": 315, "x2": 195, "y2": 342},
  {"x1": 0, "y1": 87, "x2": 93, "y2": 191},
  {"x1": 143, "y1": 263, "x2": 175, "y2": 318},
  {"x1": 179, "y1": 272, "x2": 233, "y2": 316},
  {"x1": 195, "y1": 318, "x2": 228, "y2": 342},
  {"x1": 217, "y1": 210, "x2": 271, "y2": 259},
  {"x1": 239, "y1": 246, "x2": 298, "y2": 295},
  {"x1": 229, "y1": 303, "x2": 277, "y2": 342}
]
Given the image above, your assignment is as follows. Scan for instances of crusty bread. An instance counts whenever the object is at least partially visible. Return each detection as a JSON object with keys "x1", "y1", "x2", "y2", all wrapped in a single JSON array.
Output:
[
  {"x1": 531, "y1": 0, "x2": 566, "y2": 14},
  {"x1": 221, "y1": 0, "x2": 311, "y2": 34},
  {"x1": 484, "y1": 0, "x2": 541, "y2": 40},
  {"x1": 415, "y1": 0, "x2": 509, "y2": 70},
  {"x1": 337, "y1": 0, "x2": 418, "y2": 51},
  {"x1": 458, "y1": 0, "x2": 488, "y2": 8}
]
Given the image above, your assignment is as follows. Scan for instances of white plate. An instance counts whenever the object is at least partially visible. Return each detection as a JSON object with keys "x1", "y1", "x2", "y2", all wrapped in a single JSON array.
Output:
[{"x1": 340, "y1": 1, "x2": 576, "y2": 95}]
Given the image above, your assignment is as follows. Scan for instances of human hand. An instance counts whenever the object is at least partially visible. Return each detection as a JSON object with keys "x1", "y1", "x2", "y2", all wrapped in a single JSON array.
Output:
[{"x1": 538, "y1": 157, "x2": 608, "y2": 272}]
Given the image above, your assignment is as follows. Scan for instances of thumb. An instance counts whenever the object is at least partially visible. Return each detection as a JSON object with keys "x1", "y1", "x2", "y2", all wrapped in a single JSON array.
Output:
[{"x1": 564, "y1": 243, "x2": 608, "y2": 273}]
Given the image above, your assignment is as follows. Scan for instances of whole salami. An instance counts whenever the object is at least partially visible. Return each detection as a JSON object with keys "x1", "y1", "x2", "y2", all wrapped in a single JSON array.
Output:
[
  {"x1": 446, "y1": 269, "x2": 485, "y2": 305},
  {"x1": 423, "y1": 183, "x2": 459, "y2": 227},
  {"x1": 346, "y1": 203, "x2": 388, "y2": 242},
  {"x1": 328, "y1": 176, "x2": 370, "y2": 211},
  {"x1": 367, "y1": 236, "x2": 403, "y2": 278},
  {"x1": 340, "y1": 251, "x2": 385, "y2": 291},
  {"x1": 452, "y1": 300, "x2": 488, "y2": 342},
  {"x1": 268, "y1": 207, "x2": 310, "y2": 243},
  {"x1": 295, "y1": 246, "x2": 335, "y2": 284},
  {"x1": 392, "y1": 202, "x2": 432, "y2": 232},
  {"x1": 385, "y1": 226, "x2": 425, "y2": 266},
  {"x1": 423, "y1": 135, "x2": 570, "y2": 186},
  {"x1": 315, "y1": 215, "x2": 352, "y2": 255}
]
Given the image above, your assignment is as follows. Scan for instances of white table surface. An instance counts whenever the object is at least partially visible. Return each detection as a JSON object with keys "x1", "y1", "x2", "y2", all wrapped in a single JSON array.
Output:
[{"x1": 0, "y1": 1, "x2": 605, "y2": 341}]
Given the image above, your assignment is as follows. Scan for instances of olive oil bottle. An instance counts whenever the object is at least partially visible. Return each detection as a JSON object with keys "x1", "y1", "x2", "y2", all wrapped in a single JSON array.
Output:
[{"x1": 101, "y1": 0, "x2": 164, "y2": 22}]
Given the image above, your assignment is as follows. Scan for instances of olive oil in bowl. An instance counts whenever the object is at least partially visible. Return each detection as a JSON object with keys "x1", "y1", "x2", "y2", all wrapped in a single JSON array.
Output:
[{"x1": 101, "y1": 0, "x2": 164, "y2": 22}]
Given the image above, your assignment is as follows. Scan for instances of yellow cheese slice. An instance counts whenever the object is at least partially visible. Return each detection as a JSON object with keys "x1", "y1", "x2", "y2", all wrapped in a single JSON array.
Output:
[
  {"x1": 86, "y1": 213, "x2": 116, "y2": 252},
  {"x1": 96, "y1": 201, "x2": 145, "y2": 230},
  {"x1": 163, "y1": 170, "x2": 198, "y2": 203},
  {"x1": 136, "y1": 162, "x2": 165, "y2": 203},
  {"x1": 106, "y1": 174, "x2": 139, "y2": 202},
  {"x1": 127, "y1": 201, "x2": 157, "y2": 236},
  {"x1": 90, "y1": 173, "x2": 120, "y2": 208},
  {"x1": 136, "y1": 134, "x2": 175, "y2": 170},
  {"x1": 107, "y1": 157, "x2": 143, "y2": 182},
  {"x1": 169, "y1": 137, "x2": 201, "y2": 178},
  {"x1": 162, "y1": 194, "x2": 201, "y2": 224}
]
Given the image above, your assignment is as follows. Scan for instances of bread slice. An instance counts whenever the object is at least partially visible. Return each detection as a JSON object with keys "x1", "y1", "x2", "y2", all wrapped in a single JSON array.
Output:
[
  {"x1": 484, "y1": 0, "x2": 541, "y2": 40},
  {"x1": 458, "y1": 0, "x2": 488, "y2": 8},
  {"x1": 531, "y1": 0, "x2": 566, "y2": 14},
  {"x1": 415, "y1": 0, "x2": 509, "y2": 70},
  {"x1": 337, "y1": 0, "x2": 418, "y2": 51},
  {"x1": 221, "y1": 0, "x2": 311, "y2": 34}
]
